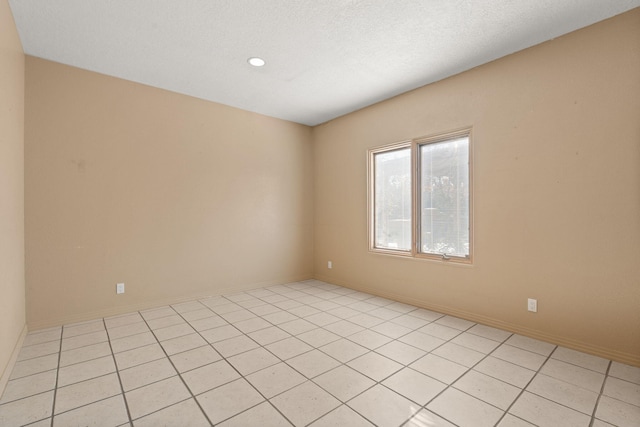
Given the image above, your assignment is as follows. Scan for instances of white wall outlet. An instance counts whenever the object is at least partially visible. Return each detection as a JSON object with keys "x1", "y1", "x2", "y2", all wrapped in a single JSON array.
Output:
[
  {"x1": 116, "y1": 283, "x2": 125, "y2": 294},
  {"x1": 527, "y1": 298, "x2": 537, "y2": 312},
  {"x1": 328, "y1": 261, "x2": 332, "y2": 269}
]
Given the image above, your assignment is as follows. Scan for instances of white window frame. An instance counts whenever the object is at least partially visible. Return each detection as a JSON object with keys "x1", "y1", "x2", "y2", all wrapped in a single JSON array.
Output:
[{"x1": 368, "y1": 128, "x2": 473, "y2": 264}]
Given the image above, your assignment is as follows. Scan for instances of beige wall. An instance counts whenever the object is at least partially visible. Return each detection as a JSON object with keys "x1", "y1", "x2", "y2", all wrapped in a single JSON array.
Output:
[
  {"x1": 313, "y1": 9, "x2": 640, "y2": 365},
  {"x1": 25, "y1": 58, "x2": 314, "y2": 328},
  {"x1": 0, "y1": 0, "x2": 26, "y2": 382}
]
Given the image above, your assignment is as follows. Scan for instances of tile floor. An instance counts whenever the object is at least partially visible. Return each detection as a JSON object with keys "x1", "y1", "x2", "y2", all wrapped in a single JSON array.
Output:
[{"x1": 1, "y1": 280, "x2": 639, "y2": 427}]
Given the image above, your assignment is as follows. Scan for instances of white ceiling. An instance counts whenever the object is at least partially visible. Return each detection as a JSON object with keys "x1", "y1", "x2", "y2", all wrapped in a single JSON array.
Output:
[{"x1": 8, "y1": 0, "x2": 640, "y2": 126}]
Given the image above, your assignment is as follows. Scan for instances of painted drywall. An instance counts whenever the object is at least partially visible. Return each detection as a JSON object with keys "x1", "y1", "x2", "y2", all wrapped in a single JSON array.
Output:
[
  {"x1": 0, "y1": 0, "x2": 26, "y2": 384},
  {"x1": 313, "y1": 9, "x2": 640, "y2": 365},
  {"x1": 25, "y1": 58, "x2": 314, "y2": 328}
]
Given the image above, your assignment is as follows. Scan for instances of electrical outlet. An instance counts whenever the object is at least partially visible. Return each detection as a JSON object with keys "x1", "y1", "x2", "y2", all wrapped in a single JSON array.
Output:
[
  {"x1": 328, "y1": 261, "x2": 332, "y2": 269},
  {"x1": 116, "y1": 283, "x2": 125, "y2": 294},
  {"x1": 527, "y1": 298, "x2": 537, "y2": 312}
]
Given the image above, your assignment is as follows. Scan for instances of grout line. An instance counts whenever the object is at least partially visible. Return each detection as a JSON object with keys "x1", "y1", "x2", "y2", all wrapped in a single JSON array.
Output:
[
  {"x1": 47, "y1": 326, "x2": 64, "y2": 427},
  {"x1": 102, "y1": 318, "x2": 134, "y2": 426},
  {"x1": 589, "y1": 359, "x2": 612, "y2": 427}
]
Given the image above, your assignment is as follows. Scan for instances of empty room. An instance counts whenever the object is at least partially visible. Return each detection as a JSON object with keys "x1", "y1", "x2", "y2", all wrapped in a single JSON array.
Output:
[{"x1": 1, "y1": 0, "x2": 639, "y2": 426}]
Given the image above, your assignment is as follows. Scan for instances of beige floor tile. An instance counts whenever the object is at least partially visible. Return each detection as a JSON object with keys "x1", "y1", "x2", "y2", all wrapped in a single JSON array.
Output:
[
  {"x1": 398, "y1": 331, "x2": 445, "y2": 352},
  {"x1": 540, "y1": 359, "x2": 605, "y2": 392},
  {"x1": 57, "y1": 355, "x2": 116, "y2": 387},
  {"x1": 309, "y1": 404, "x2": 374, "y2": 427},
  {"x1": 55, "y1": 373, "x2": 122, "y2": 414},
  {"x1": 278, "y1": 319, "x2": 317, "y2": 335},
  {"x1": 431, "y1": 342, "x2": 485, "y2": 367},
  {"x1": 348, "y1": 384, "x2": 418, "y2": 427},
  {"x1": 595, "y1": 395, "x2": 640, "y2": 427},
  {"x1": 375, "y1": 340, "x2": 426, "y2": 366},
  {"x1": 319, "y1": 339, "x2": 368, "y2": 363},
  {"x1": 266, "y1": 337, "x2": 313, "y2": 360},
  {"x1": 17, "y1": 341, "x2": 60, "y2": 362},
  {"x1": 170, "y1": 345, "x2": 221, "y2": 373},
  {"x1": 551, "y1": 346, "x2": 610, "y2": 373},
  {"x1": 262, "y1": 311, "x2": 299, "y2": 324},
  {"x1": 114, "y1": 343, "x2": 166, "y2": 370},
  {"x1": 405, "y1": 409, "x2": 456, "y2": 427},
  {"x1": 107, "y1": 321, "x2": 150, "y2": 340},
  {"x1": 368, "y1": 306, "x2": 403, "y2": 321},
  {"x1": 454, "y1": 370, "x2": 521, "y2": 410},
  {"x1": 213, "y1": 335, "x2": 260, "y2": 358},
  {"x1": 527, "y1": 374, "x2": 598, "y2": 414},
  {"x1": 228, "y1": 347, "x2": 280, "y2": 376},
  {"x1": 467, "y1": 324, "x2": 512, "y2": 343},
  {"x1": 406, "y1": 308, "x2": 443, "y2": 322},
  {"x1": 248, "y1": 304, "x2": 282, "y2": 316},
  {"x1": 197, "y1": 378, "x2": 264, "y2": 424},
  {"x1": 348, "y1": 313, "x2": 385, "y2": 328},
  {"x1": 509, "y1": 391, "x2": 591, "y2": 427},
  {"x1": 323, "y1": 320, "x2": 365, "y2": 337},
  {"x1": 153, "y1": 323, "x2": 195, "y2": 341},
  {"x1": 0, "y1": 390, "x2": 53, "y2": 426},
  {"x1": 370, "y1": 321, "x2": 412, "y2": 339},
  {"x1": 474, "y1": 356, "x2": 536, "y2": 388},
  {"x1": 505, "y1": 335, "x2": 556, "y2": 356},
  {"x1": 247, "y1": 326, "x2": 291, "y2": 346},
  {"x1": 188, "y1": 315, "x2": 228, "y2": 332},
  {"x1": 140, "y1": 306, "x2": 175, "y2": 321},
  {"x1": 219, "y1": 309, "x2": 256, "y2": 324},
  {"x1": 602, "y1": 376, "x2": 640, "y2": 406},
  {"x1": 233, "y1": 317, "x2": 272, "y2": 334},
  {"x1": 304, "y1": 312, "x2": 340, "y2": 327},
  {"x1": 348, "y1": 329, "x2": 392, "y2": 350},
  {"x1": 434, "y1": 315, "x2": 476, "y2": 331},
  {"x1": 296, "y1": 328, "x2": 340, "y2": 348},
  {"x1": 383, "y1": 367, "x2": 447, "y2": 405},
  {"x1": 346, "y1": 352, "x2": 402, "y2": 382},
  {"x1": 246, "y1": 363, "x2": 306, "y2": 398},
  {"x1": 491, "y1": 344, "x2": 547, "y2": 371},
  {"x1": 63, "y1": 320, "x2": 105, "y2": 338},
  {"x1": 53, "y1": 394, "x2": 128, "y2": 426},
  {"x1": 181, "y1": 360, "x2": 240, "y2": 395},
  {"x1": 286, "y1": 350, "x2": 341, "y2": 379},
  {"x1": 160, "y1": 333, "x2": 207, "y2": 355},
  {"x1": 111, "y1": 332, "x2": 157, "y2": 354},
  {"x1": 451, "y1": 332, "x2": 502, "y2": 354},
  {"x1": 271, "y1": 381, "x2": 340, "y2": 427},
  {"x1": 104, "y1": 312, "x2": 143, "y2": 329},
  {"x1": 23, "y1": 329, "x2": 62, "y2": 347},
  {"x1": 125, "y1": 376, "x2": 190, "y2": 420},
  {"x1": 218, "y1": 401, "x2": 292, "y2": 427},
  {"x1": 133, "y1": 398, "x2": 209, "y2": 427},
  {"x1": 609, "y1": 361, "x2": 640, "y2": 385},
  {"x1": 120, "y1": 358, "x2": 177, "y2": 392},
  {"x1": 61, "y1": 330, "x2": 108, "y2": 351},
  {"x1": 146, "y1": 314, "x2": 185, "y2": 330},
  {"x1": 497, "y1": 414, "x2": 537, "y2": 426},
  {"x1": 313, "y1": 365, "x2": 375, "y2": 402},
  {"x1": 427, "y1": 387, "x2": 503, "y2": 427},
  {"x1": 200, "y1": 324, "x2": 242, "y2": 343},
  {"x1": 0, "y1": 370, "x2": 57, "y2": 404},
  {"x1": 410, "y1": 354, "x2": 468, "y2": 384},
  {"x1": 172, "y1": 300, "x2": 206, "y2": 313},
  {"x1": 9, "y1": 354, "x2": 58, "y2": 380},
  {"x1": 418, "y1": 322, "x2": 463, "y2": 340},
  {"x1": 59, "y1": 342, "x2": 111, "y2": 367}
]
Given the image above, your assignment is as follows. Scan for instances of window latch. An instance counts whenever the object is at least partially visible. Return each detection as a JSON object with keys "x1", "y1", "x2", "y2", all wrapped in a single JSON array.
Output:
[{"x1": 442, "y1": 253, "x2": 451, "y2": 261}]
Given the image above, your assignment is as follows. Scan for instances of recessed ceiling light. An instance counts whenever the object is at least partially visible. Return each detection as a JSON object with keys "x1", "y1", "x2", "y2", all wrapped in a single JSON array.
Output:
[{"x1": 247, "y1": 57, "x2": 266, "y2": 67}]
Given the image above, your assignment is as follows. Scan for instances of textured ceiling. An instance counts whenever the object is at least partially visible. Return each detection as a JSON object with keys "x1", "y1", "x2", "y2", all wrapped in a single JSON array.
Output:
[{"x1": 8, "y1": 0, "x2": 640, "y2": 126}]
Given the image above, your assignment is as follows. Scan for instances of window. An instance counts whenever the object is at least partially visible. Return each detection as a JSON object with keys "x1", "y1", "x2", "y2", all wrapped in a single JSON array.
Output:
[{"x1": 368, "y1": 129, "x2": 472, "y2": 263}]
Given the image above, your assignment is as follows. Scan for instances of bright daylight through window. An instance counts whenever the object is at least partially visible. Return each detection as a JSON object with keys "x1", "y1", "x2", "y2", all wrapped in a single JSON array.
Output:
[{"x1": 369, "y1": 129, "x2": 472, "y2": 262}]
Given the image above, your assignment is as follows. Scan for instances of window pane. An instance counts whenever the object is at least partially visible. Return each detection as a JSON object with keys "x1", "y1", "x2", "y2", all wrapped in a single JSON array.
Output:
[
  {"x1": 374, "y1": 148, "x2": 411, "y2": 251},
  {"x1": 420, "y1": 137, "x2": 469, "y2": 257}
]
